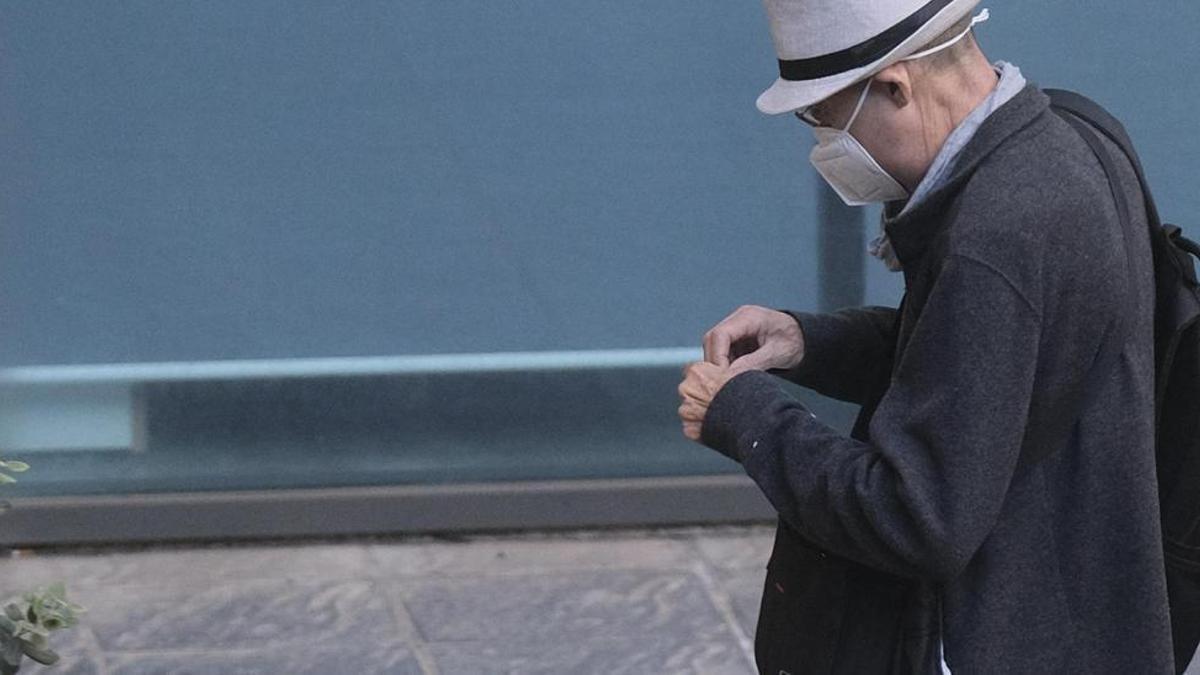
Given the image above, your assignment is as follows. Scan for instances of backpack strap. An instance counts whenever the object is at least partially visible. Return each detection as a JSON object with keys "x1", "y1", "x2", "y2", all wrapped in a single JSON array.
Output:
[
  {"x1": 1015, "y1": 100, "x2": 1137, "y2": 468},
  {"x1": 1044, "y1": 90, "x2": 1200, "y2": 261},
  {"x1": 1044, "y1": 89, "x2": 1163, "y2": 228}
]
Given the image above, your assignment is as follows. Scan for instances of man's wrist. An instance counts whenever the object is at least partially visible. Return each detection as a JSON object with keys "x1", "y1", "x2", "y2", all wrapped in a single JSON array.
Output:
[{"x1": 768, "y1": 309, "x2": 809, "y2": 373}]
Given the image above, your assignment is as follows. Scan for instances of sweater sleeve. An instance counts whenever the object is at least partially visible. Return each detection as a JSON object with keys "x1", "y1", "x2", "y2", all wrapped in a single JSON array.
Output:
[
  {"x1": 767, "y1": 306, "x2": 899, "y2": 405},
  {"x1": 701, "y1": 255, "x2": 1041, "y2": 581}
]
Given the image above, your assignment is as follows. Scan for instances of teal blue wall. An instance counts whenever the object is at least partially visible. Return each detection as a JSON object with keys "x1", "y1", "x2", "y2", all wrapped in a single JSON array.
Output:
[
  {"x1": 1, "y1": 2, "x2": 814, "y2": 364},
  {"x1": 2, "y1": 2, "x2": 1194, "y2": 364}
]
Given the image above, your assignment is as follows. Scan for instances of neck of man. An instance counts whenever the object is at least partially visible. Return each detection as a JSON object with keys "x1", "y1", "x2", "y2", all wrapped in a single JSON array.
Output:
[{"x1": 904, "y1": 49, "x2": 1001, "y2": 190}]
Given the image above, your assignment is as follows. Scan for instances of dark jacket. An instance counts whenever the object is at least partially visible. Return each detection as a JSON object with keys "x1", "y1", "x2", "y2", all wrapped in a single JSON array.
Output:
[{"x1": 700, "y1": 84, "x2": 1174, "y2": 673}]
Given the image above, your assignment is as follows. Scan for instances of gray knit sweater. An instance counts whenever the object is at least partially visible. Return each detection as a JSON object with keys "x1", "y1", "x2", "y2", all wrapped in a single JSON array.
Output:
[{"x1": 701, "y1": 85, "x2": 1174, "y2": 673}]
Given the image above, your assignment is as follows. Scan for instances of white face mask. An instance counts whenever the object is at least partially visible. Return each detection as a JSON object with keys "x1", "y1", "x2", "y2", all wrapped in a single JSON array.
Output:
[
  {"x1": 807, "y1": 8, "x2": 990, "y2": 207},
  {"x1": 808, "y1": 80, "x2": 909, "y2": 207}
]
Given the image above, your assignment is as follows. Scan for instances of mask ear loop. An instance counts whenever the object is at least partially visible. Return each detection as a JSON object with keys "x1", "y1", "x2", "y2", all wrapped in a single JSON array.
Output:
[
  {"x1": 842, "y1": 79, "x2": 874, "y2": 132},
  {"x1": 903, "y1": 8, "x2": 989, "y2": 62}
]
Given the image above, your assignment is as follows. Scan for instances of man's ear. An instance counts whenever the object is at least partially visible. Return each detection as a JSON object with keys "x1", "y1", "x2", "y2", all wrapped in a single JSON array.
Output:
[{"x1": 873, "y1": 62, "x2": 913, "y2": 109}]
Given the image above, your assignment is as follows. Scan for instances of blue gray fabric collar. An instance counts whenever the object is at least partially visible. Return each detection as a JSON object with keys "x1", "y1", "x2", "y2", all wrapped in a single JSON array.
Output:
[{"x1": 870, "y1": 61, "x2": 1027, "y2": 271}]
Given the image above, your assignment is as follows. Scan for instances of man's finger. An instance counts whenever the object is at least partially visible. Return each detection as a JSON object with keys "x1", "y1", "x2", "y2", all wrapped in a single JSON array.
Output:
[
  {"x1": 678, "y1": 367, "x2": 711, "y2": 401},
  {"x1": 705, "y1": 326, "x2": 731, "y2": 367},
  {"x1": 678, "y1": 399, "x2": 706, "y2": 423},
  {"x1": 681, "y1": 381, "x2": 705, "y2": 408}
]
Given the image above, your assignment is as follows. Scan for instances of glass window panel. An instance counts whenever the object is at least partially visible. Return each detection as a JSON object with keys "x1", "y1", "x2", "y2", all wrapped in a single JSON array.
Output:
[{"x1": 2, "y1": 1, "x2": 1196, "y2": 506}]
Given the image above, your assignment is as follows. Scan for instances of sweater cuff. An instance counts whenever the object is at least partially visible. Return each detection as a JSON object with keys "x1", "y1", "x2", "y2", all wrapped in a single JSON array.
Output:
[{"x1": 700, "y1": 369, "x2": 810, "y2": 464}]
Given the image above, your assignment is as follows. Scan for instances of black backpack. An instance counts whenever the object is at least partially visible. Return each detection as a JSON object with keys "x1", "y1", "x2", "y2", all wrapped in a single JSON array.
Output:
[{"x1": 1047, "y1": 89, "x2": 1200, "y2": 673}]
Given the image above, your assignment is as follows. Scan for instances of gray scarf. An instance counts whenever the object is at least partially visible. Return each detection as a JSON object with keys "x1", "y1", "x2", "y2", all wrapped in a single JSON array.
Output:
[{"x1": 869, "y1": 61, "x2": 1026, "y2": 272}]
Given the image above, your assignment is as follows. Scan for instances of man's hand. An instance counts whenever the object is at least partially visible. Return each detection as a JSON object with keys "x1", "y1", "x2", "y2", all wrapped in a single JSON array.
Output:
[
  {"x1": 703, "y1": 305, "x2": 806, "y2": 371},
  {"x1": 678, "y1": 361, "x2": 740, "y2": 442}
]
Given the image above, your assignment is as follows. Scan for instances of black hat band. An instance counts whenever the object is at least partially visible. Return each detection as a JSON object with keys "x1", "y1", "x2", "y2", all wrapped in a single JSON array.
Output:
[{"x1": 777, "y1": 0, "x2": 956, "y2": 82}]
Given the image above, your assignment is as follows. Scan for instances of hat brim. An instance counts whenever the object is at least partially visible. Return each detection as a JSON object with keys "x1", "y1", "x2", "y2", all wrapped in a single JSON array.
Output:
[{"x1": 756, "y1": 0, "x2": 983, "y2": 115}]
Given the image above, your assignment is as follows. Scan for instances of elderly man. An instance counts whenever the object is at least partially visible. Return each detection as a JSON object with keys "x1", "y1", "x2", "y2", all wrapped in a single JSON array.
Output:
[{"x1": 678, "y1": 0, "x2": 1174, "y2": 673}]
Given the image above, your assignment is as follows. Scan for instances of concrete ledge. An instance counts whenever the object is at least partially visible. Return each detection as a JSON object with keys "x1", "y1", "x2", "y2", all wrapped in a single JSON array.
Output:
[{"x1": 0, "y1": 474, "x2": 775, "y2": 547}]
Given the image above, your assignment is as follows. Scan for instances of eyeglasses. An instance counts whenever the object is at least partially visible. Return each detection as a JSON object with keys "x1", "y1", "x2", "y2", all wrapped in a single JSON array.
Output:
[
  {"x1": 792, "y1": 80, "x2": 872, "y2": 130},
  {"x1": 793, "y1": 107, "x2": 822, "y2": 128}
]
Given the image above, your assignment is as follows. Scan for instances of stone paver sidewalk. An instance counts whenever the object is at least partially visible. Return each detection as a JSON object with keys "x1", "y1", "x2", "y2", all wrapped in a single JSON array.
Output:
[
  {"x1": 2, "y1": 524, "x2": 776, "y2": 674},
  {"x1": 7, "y1": 524, "x2": 1198, "y2": 674}
]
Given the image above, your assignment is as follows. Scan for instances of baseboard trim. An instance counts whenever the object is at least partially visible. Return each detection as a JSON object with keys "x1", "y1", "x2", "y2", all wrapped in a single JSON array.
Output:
[{"x1": 0, "y1": 474, "x2": 775, "y2": 547}]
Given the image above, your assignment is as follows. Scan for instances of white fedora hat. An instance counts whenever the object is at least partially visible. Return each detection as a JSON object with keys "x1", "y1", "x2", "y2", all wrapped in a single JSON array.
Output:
[{"x1": 757, "y1": 0, "x2": 983, "y2": 115}]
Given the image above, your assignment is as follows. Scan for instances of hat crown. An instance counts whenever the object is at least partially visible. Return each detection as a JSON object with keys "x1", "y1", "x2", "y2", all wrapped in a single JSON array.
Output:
[
  {"x1": 753, "y1": 0, "x2": 982, "y2": 115},
  {"x1": 763, "y1": 0, "x2": 934, "y2": 60}
]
